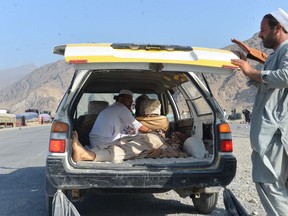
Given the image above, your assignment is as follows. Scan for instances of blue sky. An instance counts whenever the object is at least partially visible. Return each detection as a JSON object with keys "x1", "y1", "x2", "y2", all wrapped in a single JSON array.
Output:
[{"x1": 1, "y1": 0, "x2": 288, "y2": 70}]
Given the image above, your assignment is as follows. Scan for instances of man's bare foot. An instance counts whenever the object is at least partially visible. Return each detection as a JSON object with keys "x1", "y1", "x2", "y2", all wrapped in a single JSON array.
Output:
[{"x1": 72, "y1": 131, "x2": 96, "y2": 162}]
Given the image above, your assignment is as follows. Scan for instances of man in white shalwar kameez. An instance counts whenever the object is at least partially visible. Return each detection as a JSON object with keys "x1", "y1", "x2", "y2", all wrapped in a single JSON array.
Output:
[{"x1": 231, "y1": 8, "x2": 288, "y2": 216}]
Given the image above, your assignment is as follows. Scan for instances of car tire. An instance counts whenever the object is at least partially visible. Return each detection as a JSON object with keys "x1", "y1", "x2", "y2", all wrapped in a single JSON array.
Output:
[{"x1": 191, "y1": 192, "x2": 218, "y2": 214}]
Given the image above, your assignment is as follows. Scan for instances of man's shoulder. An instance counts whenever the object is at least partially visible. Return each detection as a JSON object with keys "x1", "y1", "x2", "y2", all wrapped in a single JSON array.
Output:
[
  {"x1": 105, "y1": 102, "x2": 128, "y2": 114},
  {"x1": 273, "y1": 40, "x2": 288, "y2": 59},
  {"x1": 110, "y1": 102, "x2": 125, "y2": 109},
  {"x1": 280, "y1": 39, "x2": 288, "y2": 50}
]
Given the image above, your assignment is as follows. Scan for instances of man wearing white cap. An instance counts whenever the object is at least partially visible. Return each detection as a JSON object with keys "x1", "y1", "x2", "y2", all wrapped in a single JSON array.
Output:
[
  {"x1": 89, "y1": 89, "x2": 152, "y2": 148},
  {"x1": 232, "y1": 8, "x2": 288, "y2": 216}
]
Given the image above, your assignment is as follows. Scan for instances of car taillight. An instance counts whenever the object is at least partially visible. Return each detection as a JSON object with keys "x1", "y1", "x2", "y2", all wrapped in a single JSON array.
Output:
[
  {"x1": 218, "y1": 123, "x2": 233, "y2": 152},
  {"x1": 49, "y1": 139, "x2": 66, "y2": 153},
  {"x1": 49, "y1": 121, "x2": 69, "y2": 153}
]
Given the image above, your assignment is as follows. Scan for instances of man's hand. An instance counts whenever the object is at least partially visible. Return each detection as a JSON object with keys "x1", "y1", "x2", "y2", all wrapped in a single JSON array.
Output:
[{"x1": 231, "y1": 59, "x2": 262, "y2": 82}]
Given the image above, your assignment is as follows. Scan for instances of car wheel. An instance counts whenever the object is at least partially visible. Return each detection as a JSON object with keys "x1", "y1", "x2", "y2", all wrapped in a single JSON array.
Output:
[{"x1": 191, "y1": 192, "x2": 218, "y2": 214}]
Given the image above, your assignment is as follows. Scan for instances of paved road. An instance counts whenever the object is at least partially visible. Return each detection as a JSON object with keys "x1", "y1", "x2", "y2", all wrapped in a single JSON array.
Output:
[
  {"x1": 0, "y1": 125, "x2": 231, "y2": 216},
  {"x1": 0, "y1": 125, "x2": 50, "y2": 216}
]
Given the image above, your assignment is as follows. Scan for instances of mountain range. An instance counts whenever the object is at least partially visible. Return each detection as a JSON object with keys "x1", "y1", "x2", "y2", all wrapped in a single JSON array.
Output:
[
  {"x1": 0, "y1": 64, "x2": 37, "y2": 91},
  {"x1": 0, "y1": 61, "x2": 74, "y2": 114},
  {"x1": 0, "y1": 34, "x2": 268, "y2": 116}
]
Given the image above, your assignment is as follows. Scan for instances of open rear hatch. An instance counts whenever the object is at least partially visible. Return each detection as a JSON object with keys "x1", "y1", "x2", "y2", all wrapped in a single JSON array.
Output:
[{"x1": 52, "y1": 43, "x2": 238, "y2": 169}]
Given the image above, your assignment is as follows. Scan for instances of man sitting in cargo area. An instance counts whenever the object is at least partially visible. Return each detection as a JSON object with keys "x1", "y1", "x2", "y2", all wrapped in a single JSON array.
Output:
[
  {"x1": 72, "y1": 89, "x2": 158, "y2": 163},
  {"x1": 135, "y1": 98, "x2": 170, "y2": 133},
  {"x1": 134, "y1": 94, "x2": 149, "y2": 116},
  {"x1": 88, "y1": 89, "x2": 152, "y2": 149}
]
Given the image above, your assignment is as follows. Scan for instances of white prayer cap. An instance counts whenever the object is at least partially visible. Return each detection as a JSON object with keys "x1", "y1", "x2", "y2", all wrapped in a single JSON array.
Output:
[
  {"x1": 118, "y1": 89, "x2": 133, "y2": 97},
  {"x1": 270, "y1": 8, "x2": 288, "y2": 32}
]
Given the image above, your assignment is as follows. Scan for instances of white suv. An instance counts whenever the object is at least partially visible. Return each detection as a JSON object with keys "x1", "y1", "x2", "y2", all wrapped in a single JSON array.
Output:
[{"x1": 45, "y1": 43, "x2": 238, "y2": 215}]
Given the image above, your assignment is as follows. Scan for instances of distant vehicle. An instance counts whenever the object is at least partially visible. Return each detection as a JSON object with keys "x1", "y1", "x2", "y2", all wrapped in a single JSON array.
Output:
[
  {"x1": 40, "y1": 110, "x2": 52, "y2": 116},
  {"x1": 16, "y1": 112, "x2": 39, "y2": 126},
  {"x1": 0, "y1": 113, "x2": 16, "y2": 128},
  {"x1": 45, "y1": 43, "x2": 238, "y2": 215},
  {"x1": 0, "y1": 109, "x2": 8, "y2": 114},
  {"x1": 25, "y1": 108, "x2": 39, "y2": 114},
  {"x1": 39, "y1": 113, "x2": 52, "y2": 124}
]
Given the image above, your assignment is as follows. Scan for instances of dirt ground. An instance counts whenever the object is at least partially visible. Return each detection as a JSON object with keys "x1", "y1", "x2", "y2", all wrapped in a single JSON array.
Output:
[{"x1": 216, "y1": 121, "x2": 266, "y2": 216}]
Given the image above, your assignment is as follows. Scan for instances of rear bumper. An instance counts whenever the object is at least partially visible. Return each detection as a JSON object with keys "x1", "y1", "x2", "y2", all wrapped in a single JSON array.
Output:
[{"x1": 45, "y1": 155, "x2": 236, "y2": 193}]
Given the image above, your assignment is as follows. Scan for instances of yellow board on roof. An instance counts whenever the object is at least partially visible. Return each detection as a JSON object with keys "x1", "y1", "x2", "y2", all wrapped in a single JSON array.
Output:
[{"x1": 54, "y1": 43, "x2": 239, "y2": 70}]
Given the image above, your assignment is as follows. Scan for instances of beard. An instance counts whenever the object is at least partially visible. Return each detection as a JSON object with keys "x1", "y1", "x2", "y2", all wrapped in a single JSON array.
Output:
[{"x1": 262, "y1": 30, "x2": 277, "y2": 49}]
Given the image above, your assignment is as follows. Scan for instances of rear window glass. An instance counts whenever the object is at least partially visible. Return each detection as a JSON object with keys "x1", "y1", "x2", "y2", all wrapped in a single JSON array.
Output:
[
  {"x1": 76, "y1": 93, "x2": 158, "y2": 117},
  {"x1": 76, "y1": 93, "x2": 114, "y2": 116},
  {"x1": 170, "y1": 87, "x2": 192, "y2": 120},
  {"x1": 181, "y1": 81, "x2": 212, "y2": 116}
]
